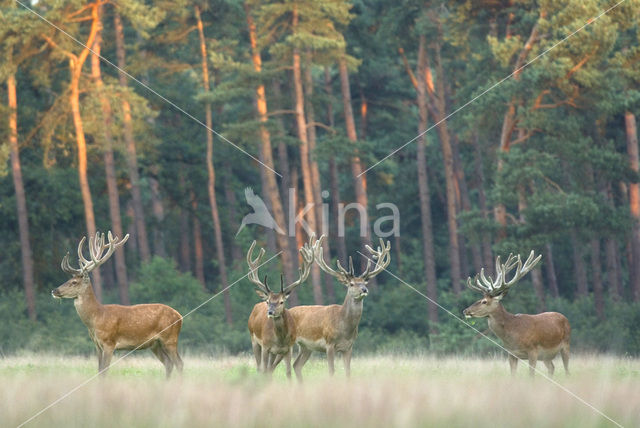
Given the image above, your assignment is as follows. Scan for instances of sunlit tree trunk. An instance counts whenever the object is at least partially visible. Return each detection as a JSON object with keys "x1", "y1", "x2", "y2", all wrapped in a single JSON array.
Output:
[
  {"x1": 91, "y1": 11, "x2": 129, "y2": 304},
  {"x1": 304, "y1": 51, "x2": 334, "y2": 301},
  {"x1": 424, "y1": 32, "x2": 461, "y2": 293},
  {"x1": 625, "y1": 111, "x2": 640, "y2": 301},
  {"x1": 196, "y1": 5, "x2": 232, "y2": 323},
  {"x1": 291, "y1": 4, "x2": 323, "y2": 304},
  {"x1": 416, "y1": 35, "x2": 438, "y2": 328},
  {"x1": 338, "y1": 56, "x2": 374, "y2": 286},
  {"x1": 494, "y1": 13, "x2": 544, "y2": 237},
  {"x1": 7, "y1": 71, "x2": 36, "y2": 321},
  {"x1": 244, "y1": 3, "x2": 298, "y2": 304},
  {"x1": 113, "y1": 9, "x2": 151, "y2": 262},
  {"x1": 324, "y1": 67, "x2": 347, "y2": 266},
  {"x1": 55, "y1": 3, "x2": 103, "y2": 299}
]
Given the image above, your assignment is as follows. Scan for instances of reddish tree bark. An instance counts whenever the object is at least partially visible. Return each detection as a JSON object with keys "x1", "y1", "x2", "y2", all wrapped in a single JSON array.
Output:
[
  {"x1": 196, "y1": 5, "x2": 232, "y2": 323},
  {"x1": 7, "y1": 71, "x2": 36, "y2": 321}
]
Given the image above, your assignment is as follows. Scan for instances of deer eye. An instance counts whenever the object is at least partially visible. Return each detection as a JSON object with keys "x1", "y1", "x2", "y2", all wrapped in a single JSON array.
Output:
[{"x1": 481, "y1": 300, "x2": 487, "y2": 304}]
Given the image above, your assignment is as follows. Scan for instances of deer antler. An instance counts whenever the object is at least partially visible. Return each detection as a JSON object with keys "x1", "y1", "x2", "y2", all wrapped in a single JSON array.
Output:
[
  {"x1": 247, "y1": 240, "x2": 270, "y2": 295},
  {"x1": 362, "y1": 238, "x2": 391, "y2": 281},
  {"x1": 467, "y1": 250, "x2": 542, "y2": 296},
  {"x1": 315, "y1": 235, "x2": 391, "y2": 282},
  {"x1": 62, "y1": 231, "x2": 129, "y2": 276},
  {"x1": 283, "y1": 233, "x2": 315, "y2": 294},
  {"x1": 314, "y1": 235, "x2": 351, "y2": 282}
]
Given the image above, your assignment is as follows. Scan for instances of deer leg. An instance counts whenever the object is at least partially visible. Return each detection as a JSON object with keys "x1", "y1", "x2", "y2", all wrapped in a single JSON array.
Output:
[
  {"x1": 271, "y1": 354, "x2": 284, "y2": 371},
  {"x1": 155, "y1": 343, "x2": 174, "y2": 378},
  {"x1": 343, "y1": 348, "x2": 352, "y2": 378},
  {"x1": 294, "y1": 347, "x2": 312, "y2": 381},
  {"x1": 96, "y1": 347, "x2": 104, "y2": 373},
  {"x1": 527, "y1": 351, "x2": 538, "y2": 377},
  {"x1": 100, "y1": 345, "x2": 114, "y2": 376},
  {"x1": 544, "y1": 360, "x2": 555, "y2": 376},
  {"x1": 561, "y1": 345, "x2": 570, "y2": 375},
  {"x1": 261, "y1": 346, "x2": 271, "y2": 377},
  {"x1": 284, "y1": 348, "x2": 293, "y2": 381},
  {"x1": 508, "y1": 354, "x2": 518, "y2": 375},
  {"x1": 251, "y1": 340, "x2": 262, "y2": 372},
  {"x1": 162, "y1": 342, "x2": 183, "y2": 377},
  {"x1": 327, "y1": 345, "x2": 335, "y2": 376}
]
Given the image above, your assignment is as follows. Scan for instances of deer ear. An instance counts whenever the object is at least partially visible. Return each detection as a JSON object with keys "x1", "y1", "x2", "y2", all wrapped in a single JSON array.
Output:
[
  {"x1": 255, "y1": 289, "x2": 268, "y2": 300},
  {"x1": 494, "y1": 293, "x2": 504, "y2": 301},
  {"x1": 284, "y1": 291, "x2": 291, "y2": 300}
]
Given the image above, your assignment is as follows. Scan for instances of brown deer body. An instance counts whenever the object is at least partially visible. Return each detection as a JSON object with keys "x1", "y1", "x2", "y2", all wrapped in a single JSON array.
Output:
[
  {"x1": 52, "y1": 232, "x2": 183, "y2": 377},
  {"x1": 463, "y1": 251, "x2": 570, "y2": 376},
  {"x1": 246, "y1": 239, "x2": 313, "y2": 379},
  {"x1": 291, "y1": 236, "x2": 390, "y2": 379}
]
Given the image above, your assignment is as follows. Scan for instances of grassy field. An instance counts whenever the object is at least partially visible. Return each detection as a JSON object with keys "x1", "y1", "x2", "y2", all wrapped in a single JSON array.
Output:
[{"x1": 1, "y1": 353, "x2": 638, "y2": 428}]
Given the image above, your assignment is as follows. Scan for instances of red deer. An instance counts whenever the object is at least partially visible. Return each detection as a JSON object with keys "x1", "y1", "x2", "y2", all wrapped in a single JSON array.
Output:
[
  {"x1": 291, "y1": 235, "x2": 390, "y2": 380},
  {"x1": 52, "y1": 231, "x2": 183, "y2": 377},
  {"x1": 463, "y1": 251, "x2": 570, "y2": 376},
  {"x1": 246, "y1": 238, "x2": 314, "y2": 379}
]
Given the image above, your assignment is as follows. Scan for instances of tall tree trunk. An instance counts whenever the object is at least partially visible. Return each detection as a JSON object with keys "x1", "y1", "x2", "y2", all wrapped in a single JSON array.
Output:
[
  {"x1": 625, "y1": 111, "x2": 640, "y2": 301},
  {"x1": 148, "y1": 177, "x2": 166, "y2": 257},
  {"x1": 590, "y1": 239, "x2": 605, "y2": 319},
  {"x1": 65, "y1": 4, "x2": 102, "y2": 299},
  {"x1": 291, "y1": 5, "x2": 323, "y2": 304},
  {"x1": 324, "y1": 67, "x2": 348, "y2": 266},
  {"x1": 338, "y1": 56, "x2": 374, "y2": 284},
  {"x1": 113, "y1": 9, "x2": 150, "y2": 262},
  {"x1": 304, "y1": 51, "x2": 334, "y2": 301},
  {"x1": 604, "y1": 238, "x2": 621, "y2": 300},
  {"x1": 452, "y1": 134, "x2": 482, "y2": 274},
  {"x1": 517, "y1": 185, "x2": 544, "y2": 310},
  {"x1": 571, "y1": 229, "x2": 588, "y2": 297},
  {"x1": 191, "y1": 193, "x2": 206, "y2": 288},
  {"x1": 195, "y1": 5, "x2": 232, "y2": 324},
  {"x1": 7, "y1": 71, "x2": 36, "y2": 321},
  {"x1": 223, "y1": 165, "x2": 243, "y2": 264},
  {"x1": 179, "y1": 206, "x2": 191, "y2": 273},
  {"x1": 494, "y1": 13, "x2": 544, "y2": 236},
  {"x1": 244, "y1": 4, "x2": 298, "y2": 304},
  {"x1": 416, "y1": 35, "x2": 438, "y2": 328},
  {"x1": 91, "y1": 13, "x2": 129, "y2": 304},
  {"x1": 271, "y1": 79, "x2": 300, "y2": 277},
  {"x1": 473, "y1": 135, "x2": 494, "y2": 276},
  {"x1": 426, "y1": 37, "x2": 461, "y2": 293},
  {"x1": 544, "y1": 243, "x2": 560, "y2": 298}
]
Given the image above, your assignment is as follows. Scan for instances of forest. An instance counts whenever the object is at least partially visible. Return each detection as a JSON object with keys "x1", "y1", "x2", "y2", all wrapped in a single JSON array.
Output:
[{"x1": 1, "y1": 0, "x2": 640, "y2": 356}]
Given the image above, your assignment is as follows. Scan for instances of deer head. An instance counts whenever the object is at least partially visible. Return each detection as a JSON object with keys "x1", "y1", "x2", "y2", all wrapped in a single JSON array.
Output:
[
  {"x1": 314, "y1": 235, "x2": 391, "y2": 301},
  {"x1": 246, "y1": 236, "x2": 314, "y2": 317},
  {"x1": 463, "y1": 251, "x2": 541, "y2": 318},
  {"x1": 52, "y1": 231, "x2": 129, "y2": 299}
]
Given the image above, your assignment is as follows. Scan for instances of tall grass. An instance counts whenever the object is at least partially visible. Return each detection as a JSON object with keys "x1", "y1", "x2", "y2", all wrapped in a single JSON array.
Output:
[{"x1": 1, "y1": 354, "x2": 638, "y2": 427}]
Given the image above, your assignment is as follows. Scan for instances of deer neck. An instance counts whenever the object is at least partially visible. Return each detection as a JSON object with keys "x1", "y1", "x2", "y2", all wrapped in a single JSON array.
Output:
[
  {"x1": 340, "y1": 293, "x2": 364, "y2": 330},
  {"x1": 272, "y1": 311, "x2": 292, "y2": 338},
  {"x1": 74, "y1": 283, "x2": 103, "y2": 329},
  {"x1": 487, "y1": 303, "x2": 516, "y2": 339}
]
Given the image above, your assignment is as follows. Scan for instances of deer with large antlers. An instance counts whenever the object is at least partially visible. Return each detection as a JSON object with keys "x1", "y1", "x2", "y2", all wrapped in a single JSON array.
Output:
[
  {"x1": 52, "y1": 231, "x2": 184, "y2": 377},
  {"x1": 246, "y1": 238, "x2": 314, "y2": 379},
  {"x1": 463, "y1": 251, "x2": 571, "y2": 376},
  {"x1": 290, "y1": 235, "x2": 391, "y2": 379}
]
